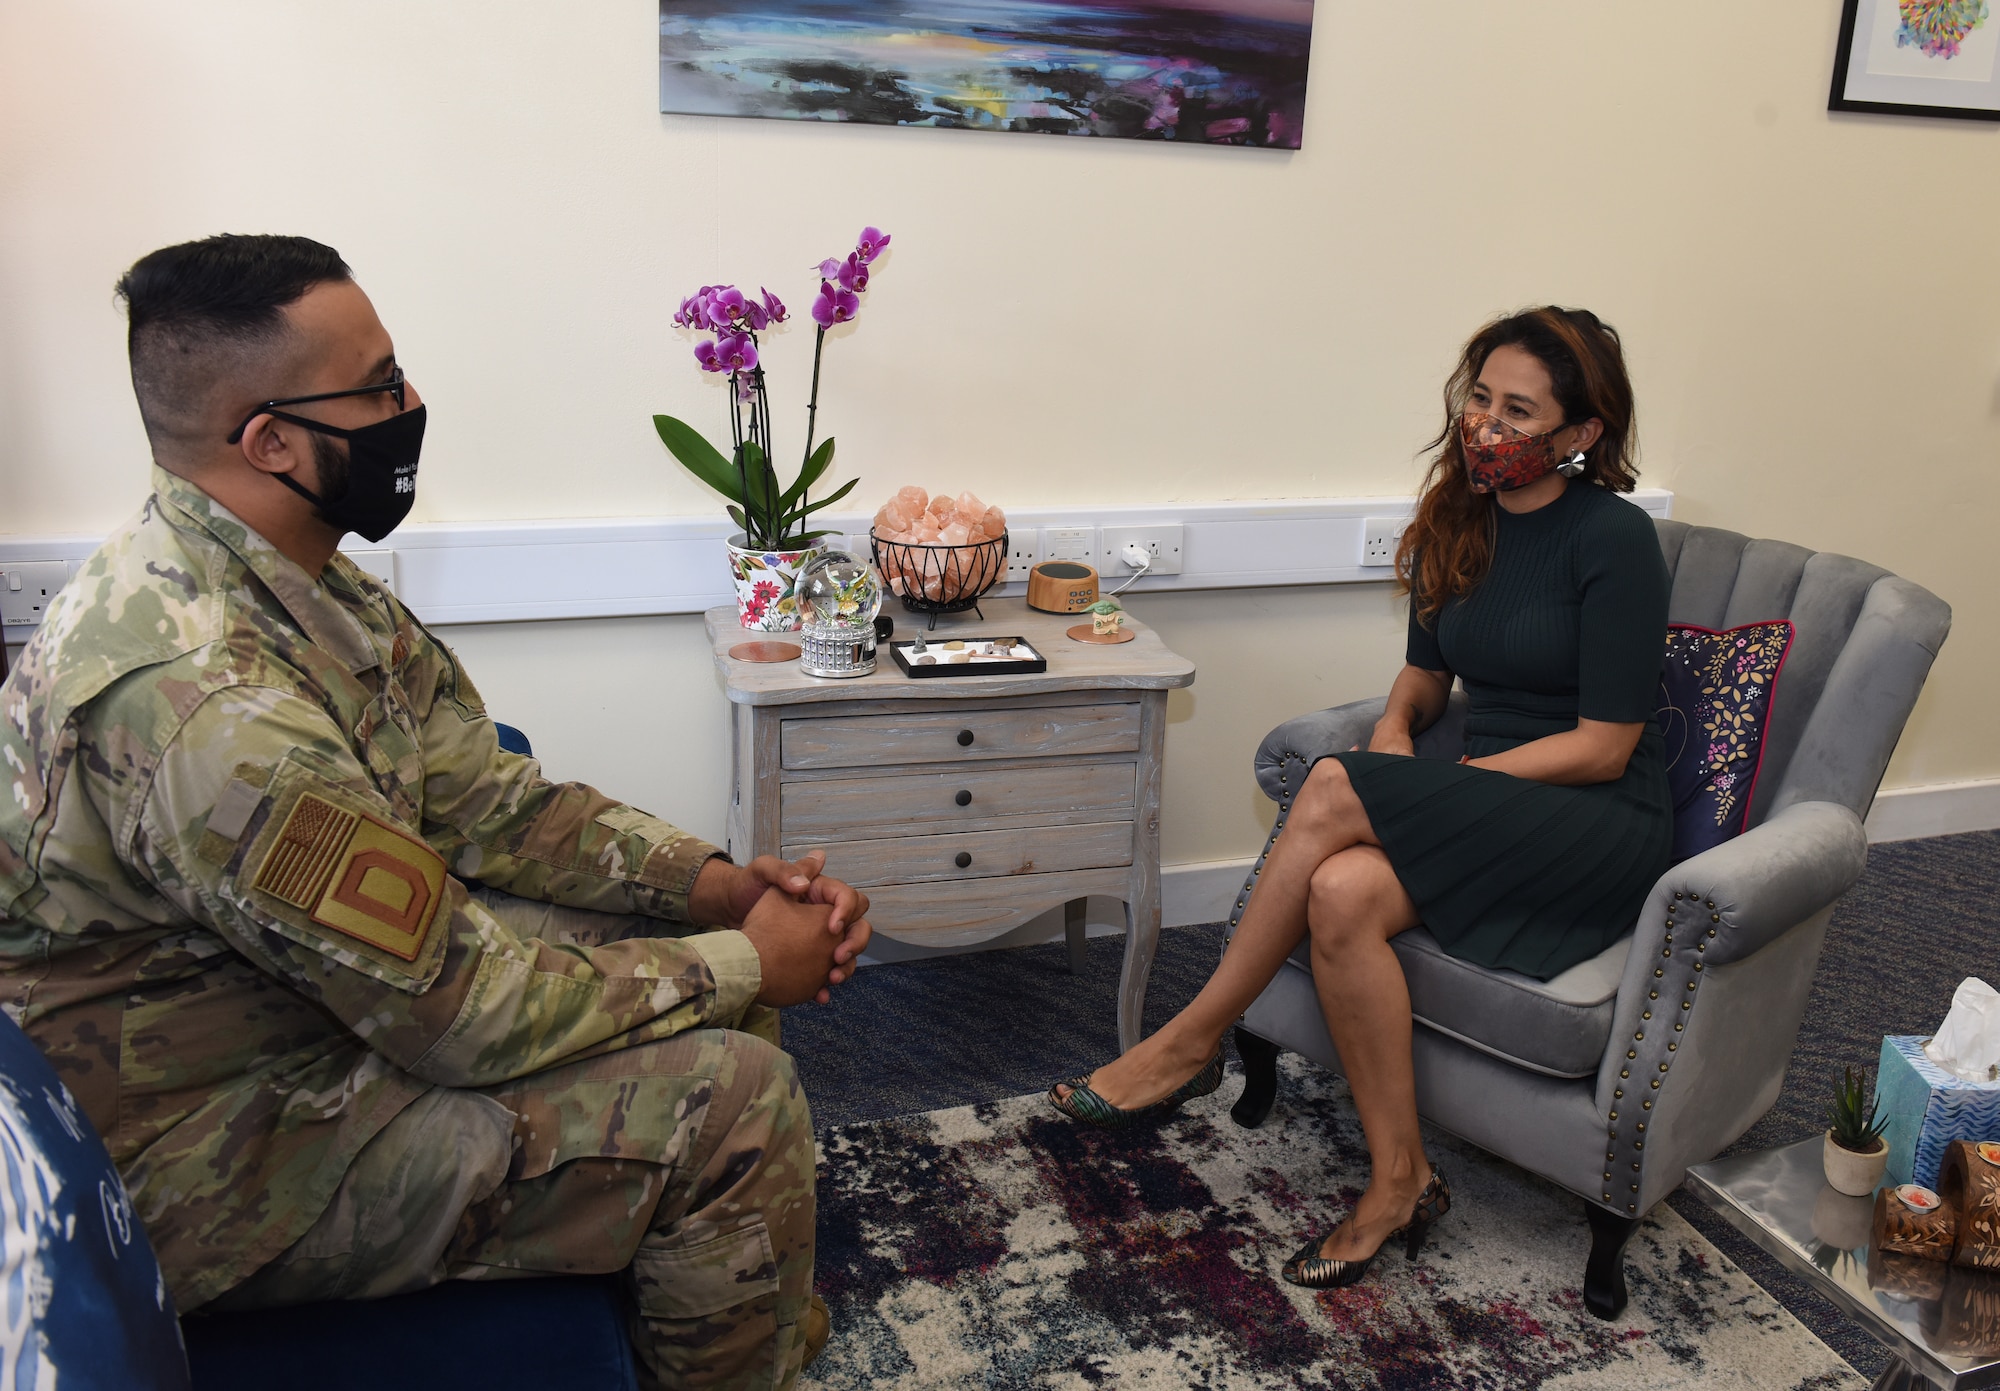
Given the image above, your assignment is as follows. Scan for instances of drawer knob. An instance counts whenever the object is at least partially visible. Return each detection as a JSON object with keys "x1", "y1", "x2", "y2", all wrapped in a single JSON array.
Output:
[
  {"x1": 954, "y1": 851, "x2": 973, "y2": 869},
  {"x1": 955, "y1": 789, "x2": 972, "y2": 807},
  {"x1": 956, "y1": 729, "x2": 975, "y2": 747}
]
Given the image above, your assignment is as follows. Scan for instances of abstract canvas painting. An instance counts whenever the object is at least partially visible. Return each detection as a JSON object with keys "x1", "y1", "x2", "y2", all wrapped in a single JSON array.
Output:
[{"x1": 659, "y1": 1, "x2": 1315, "y2": 149}]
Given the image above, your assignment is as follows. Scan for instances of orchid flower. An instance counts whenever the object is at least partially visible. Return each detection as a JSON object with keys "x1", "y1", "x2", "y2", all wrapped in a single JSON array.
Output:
[
  {"x1": 855, "y1": 227, "x2": 891, "y2": 263},
  {"x1": 659, "y1": 228, "x2": 888, "y2": 550},
  {"x1": 713, "y1": 333, "x2": 758, "y2": 372},
  {"x1": 706, "y1": 287, "x2": 747, "y2": 329},
  {"x1": 811, "y1": 281, "x2": 860, "y2": 328}
]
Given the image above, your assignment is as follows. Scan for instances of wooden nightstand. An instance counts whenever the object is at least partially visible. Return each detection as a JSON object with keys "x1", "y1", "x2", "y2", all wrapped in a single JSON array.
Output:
[{"x1": 705, "y1": 597, "x2": 1196, "y2": 1052}]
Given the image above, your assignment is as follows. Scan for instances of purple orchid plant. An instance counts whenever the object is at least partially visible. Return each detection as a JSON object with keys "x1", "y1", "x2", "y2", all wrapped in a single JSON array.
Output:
[{"x1": 653, "y1": 227, "x2": 891, "y2": 550}]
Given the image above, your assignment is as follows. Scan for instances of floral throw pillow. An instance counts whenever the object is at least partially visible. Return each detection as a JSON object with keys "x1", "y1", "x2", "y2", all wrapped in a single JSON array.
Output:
[{"x1": 1655, "y1": 620, "x2": 1796, "y2": 863}]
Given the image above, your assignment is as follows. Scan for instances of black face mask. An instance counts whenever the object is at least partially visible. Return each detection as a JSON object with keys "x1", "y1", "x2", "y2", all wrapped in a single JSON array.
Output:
[{"x1": 271, "y1": 405, "x2": 426, "y2": 543}]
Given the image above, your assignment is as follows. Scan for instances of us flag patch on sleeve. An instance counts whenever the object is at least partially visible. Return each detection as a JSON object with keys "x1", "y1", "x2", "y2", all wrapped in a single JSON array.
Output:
[{"x1": 256, "y1": 793, "x2": 446, "y2": 962}]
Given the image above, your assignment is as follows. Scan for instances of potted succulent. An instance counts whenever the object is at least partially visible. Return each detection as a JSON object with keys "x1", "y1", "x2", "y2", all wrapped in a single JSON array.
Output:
[
  {"x1": 1824, "y1": 1065, "x2": 1891, "y2": 1196},
  {"x1": 654, "y1": 228, "x2": 890, "y2": 631}
]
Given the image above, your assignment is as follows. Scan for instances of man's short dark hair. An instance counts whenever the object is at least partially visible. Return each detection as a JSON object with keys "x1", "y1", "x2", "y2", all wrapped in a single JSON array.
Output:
[{"x1": 115, "y1": 234, "x2": 352, "y2": 465}]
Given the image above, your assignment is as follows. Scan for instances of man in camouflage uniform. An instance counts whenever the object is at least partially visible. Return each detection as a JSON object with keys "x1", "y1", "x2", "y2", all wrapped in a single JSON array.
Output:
[{"x1": 0, "y1": 234, "x2": 870, "y2": 1389}]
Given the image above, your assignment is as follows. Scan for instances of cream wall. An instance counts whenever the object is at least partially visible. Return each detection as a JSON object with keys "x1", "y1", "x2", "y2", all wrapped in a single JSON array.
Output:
[{"x1": 3, "y1": 1, "x2": 1995, "y2": 868}]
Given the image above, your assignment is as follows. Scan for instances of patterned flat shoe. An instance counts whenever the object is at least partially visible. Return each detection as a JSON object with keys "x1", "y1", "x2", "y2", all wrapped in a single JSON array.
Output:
[
  {"x1": 1281, "y1": 1165, "x2": 1452, "y2": 1290},
  {"x1": 1047, "y1": 1051, "x2": 1225, "y2": 1129}
]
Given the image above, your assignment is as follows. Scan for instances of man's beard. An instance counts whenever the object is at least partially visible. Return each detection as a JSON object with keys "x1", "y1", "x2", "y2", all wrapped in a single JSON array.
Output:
[{"x1": 309, "y1": 431, "x2": 351, "y2": 522}]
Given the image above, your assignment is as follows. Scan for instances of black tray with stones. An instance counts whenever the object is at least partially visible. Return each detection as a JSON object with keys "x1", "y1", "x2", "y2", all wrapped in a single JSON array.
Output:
[{"x1": 890, "y1": 636, "x2": 1046, "y2": 678}]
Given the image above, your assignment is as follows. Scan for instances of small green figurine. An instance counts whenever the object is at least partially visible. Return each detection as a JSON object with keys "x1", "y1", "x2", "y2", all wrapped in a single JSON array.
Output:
[{"x1": 1090, "y1": 598, "x2": 1124, "y2": 637}]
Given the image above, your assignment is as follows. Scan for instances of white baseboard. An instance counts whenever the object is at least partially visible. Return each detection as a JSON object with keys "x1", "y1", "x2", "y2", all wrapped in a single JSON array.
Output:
[
  {"x1": 1162, "y1": 857, "x2": 1258, "y2": 926},
  {"x1": 1865, "y1": 778, "x2": 2000, "y2": 842}
]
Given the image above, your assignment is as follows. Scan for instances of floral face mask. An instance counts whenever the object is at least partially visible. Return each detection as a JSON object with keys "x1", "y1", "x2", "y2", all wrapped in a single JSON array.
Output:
[{"x1": 1459, "y1": 411, "x2": 1562, "y2": 494}]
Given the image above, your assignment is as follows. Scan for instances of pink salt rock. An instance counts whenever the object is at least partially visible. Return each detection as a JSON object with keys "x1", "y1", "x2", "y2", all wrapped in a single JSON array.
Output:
[
  {"x1": 896, "y1": 486, "x2": 929, "y2": 514},
  {"x1": 941, "y1": 522, "x2": 971, "y2": 547},
  {"x1": 955, "y1": 491, "x2": 985, "y2": 522},
  {"x1": 982, "y1": 506, "x2": 1007, "y2": 537}
]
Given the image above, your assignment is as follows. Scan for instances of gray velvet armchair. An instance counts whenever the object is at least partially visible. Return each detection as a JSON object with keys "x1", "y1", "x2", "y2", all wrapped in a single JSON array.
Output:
[{"x1": 1224, "y1": 519, "x2": 1951, "y2": 1318}]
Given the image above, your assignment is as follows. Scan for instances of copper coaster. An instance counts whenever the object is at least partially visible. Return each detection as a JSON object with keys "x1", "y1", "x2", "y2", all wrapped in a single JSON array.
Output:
[
  {"x1": 729, "y1": 641, "x2": 802, "y2": 663},
  {"x1": 1066, "y1": 625, "x2": 1135, "y2": 644}
]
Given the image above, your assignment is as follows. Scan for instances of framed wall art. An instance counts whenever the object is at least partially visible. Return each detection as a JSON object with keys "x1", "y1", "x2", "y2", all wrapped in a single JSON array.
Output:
[
  {"x1": 659, "y1": 1, "x2": 1316, "y2": 150},
  {"x1": 1830, "y1": 0, "x2": 2000, "y2": 121}
]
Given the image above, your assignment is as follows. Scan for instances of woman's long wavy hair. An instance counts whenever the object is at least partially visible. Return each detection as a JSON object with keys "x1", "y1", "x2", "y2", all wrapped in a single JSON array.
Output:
[{"x1": 1396, "y1": 306, "x2": 1639, "y2": 626}]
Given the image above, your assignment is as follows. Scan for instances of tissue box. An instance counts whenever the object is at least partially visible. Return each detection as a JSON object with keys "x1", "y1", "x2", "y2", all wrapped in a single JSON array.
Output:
[{"x1": 1879, "y1": 1036, "x2": 2000, "y2": 1190}]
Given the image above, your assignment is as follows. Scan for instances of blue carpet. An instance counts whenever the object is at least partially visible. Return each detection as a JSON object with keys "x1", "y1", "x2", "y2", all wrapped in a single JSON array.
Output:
[{"x1": 785, "y1": 828, "x2": 2000, "y2": 1380}]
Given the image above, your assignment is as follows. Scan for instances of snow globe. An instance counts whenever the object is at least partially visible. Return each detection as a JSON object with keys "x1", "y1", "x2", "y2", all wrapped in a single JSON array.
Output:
[{"x1": 798, "y1": 549, "x2": 884, "y2": 678}]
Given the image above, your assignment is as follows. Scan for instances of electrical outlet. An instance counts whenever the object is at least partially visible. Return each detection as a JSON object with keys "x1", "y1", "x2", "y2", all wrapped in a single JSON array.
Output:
[
  {"x1": 339, "y1": 548, "x2": 398, "y2": 592},
  {"x1": 0, "y1": 561, "x2": 72, "y2": 626},
  {"x1": 1005, "y1": 527, "x2": 1041, "y2": 582},
  {"x1": 1099, "y1": 524, "x2": 1184, "y2": 576},
  {"x1": 1042, "y1": 525, "x2": 1095, "y2": 563},
  {"x1": 1360, "y1": 517, "x2": 1407, "y2": 568}
]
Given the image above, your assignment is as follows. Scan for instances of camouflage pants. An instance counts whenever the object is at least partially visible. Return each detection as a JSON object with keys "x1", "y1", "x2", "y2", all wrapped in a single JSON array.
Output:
[{"x1": 203, "y1": 889, "x2": 815, "y2": 1391}]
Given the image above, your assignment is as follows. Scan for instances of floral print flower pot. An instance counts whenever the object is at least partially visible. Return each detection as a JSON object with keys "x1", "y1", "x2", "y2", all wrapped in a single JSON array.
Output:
[{"x1": 727, "y1": 537, "x2": 821, "y2": 632}]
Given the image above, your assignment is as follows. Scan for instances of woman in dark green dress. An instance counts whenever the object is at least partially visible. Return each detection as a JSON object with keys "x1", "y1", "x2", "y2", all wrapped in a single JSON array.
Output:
[{"x1": 1051, "y1": 307, "x2": 1671, "y2": 1291}]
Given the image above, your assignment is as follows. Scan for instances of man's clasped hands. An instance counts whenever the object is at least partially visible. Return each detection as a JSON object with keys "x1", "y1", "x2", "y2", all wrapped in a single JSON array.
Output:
[{"x1": 688, "y1": 850, "x2": 873, "y2": 1006}]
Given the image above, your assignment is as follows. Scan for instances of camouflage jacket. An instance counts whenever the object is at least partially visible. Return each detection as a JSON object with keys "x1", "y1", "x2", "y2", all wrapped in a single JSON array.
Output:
[{"x1": 0, "y1": 467, "x2": 759, "y2": 1311}]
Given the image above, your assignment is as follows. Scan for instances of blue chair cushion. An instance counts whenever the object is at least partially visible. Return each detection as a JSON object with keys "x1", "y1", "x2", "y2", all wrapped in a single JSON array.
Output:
[
  {"x1": 1656, "y1": 620, "x2": 1795, "y2": 862},
  {"x1": 183, "y1": 1276, "x2": 637, "y2": 1391},
  {"x1": 0, "y1": 1010, "x2": 189, "y2": 1389}
]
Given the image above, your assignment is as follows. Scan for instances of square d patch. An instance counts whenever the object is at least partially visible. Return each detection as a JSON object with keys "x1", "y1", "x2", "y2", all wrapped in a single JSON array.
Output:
[{"x1": 256, "y1": 793, "x2": 446, "y2": 962}]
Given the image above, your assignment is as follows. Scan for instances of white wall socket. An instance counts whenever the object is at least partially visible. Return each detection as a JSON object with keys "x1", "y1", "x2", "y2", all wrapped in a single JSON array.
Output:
[
  {"x1": 1360, "y1": 517, "x2": 1407, "y2": 568},
  {"x1": 1005, "y1": 527, "x2": 1041, "y2": 581},
  {"x1": 1042, "y1": 526, "x2": 1096, "y2": 563},
  {"x1": 339, "y1": 548, "x2": 398, "y2": 593},
  {"x1": 1099, "y1": 524, "x2": 1185, "y2": 576},
  {"x1": 0, "y1": 561, "x2": 72, "y2": 626}
]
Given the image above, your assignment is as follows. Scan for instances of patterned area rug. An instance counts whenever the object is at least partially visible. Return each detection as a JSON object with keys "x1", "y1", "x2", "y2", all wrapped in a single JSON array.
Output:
[{"x1": 805, "y1": 1059, "x2": 1863, "y2": 1390}]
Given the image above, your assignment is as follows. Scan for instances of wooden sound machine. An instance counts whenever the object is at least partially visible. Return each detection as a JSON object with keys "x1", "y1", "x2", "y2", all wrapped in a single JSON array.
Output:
[{"x1": 1025, "y1": 560, "x2": 1100, "y2": 614}]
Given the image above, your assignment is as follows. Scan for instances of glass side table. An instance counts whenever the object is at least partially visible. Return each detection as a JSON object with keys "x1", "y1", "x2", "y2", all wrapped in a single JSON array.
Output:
[{"x1": 1686, "y1": 1139, "x2": 2000, "y2": 1390}]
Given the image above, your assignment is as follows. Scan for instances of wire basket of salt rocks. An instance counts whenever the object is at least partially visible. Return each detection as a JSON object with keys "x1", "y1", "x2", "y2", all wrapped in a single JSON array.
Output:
[{"x1": 870, "y1": 487, "x2": 1008, "y2": 629}]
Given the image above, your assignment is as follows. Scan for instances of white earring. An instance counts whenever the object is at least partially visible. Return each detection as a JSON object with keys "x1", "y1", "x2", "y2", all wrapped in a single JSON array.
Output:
[{"x1": 1556, "y1": 451, "x2": 1588, "y2": 478}]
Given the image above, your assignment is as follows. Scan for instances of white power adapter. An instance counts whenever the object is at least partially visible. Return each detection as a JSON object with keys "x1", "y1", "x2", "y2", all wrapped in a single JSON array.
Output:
[{"x1": 1109, "y1": 544, "x2": 1153, "y2": 596}]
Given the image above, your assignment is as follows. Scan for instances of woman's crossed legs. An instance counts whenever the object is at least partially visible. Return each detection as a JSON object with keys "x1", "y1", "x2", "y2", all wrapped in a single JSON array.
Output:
[{"x1": 1054, "y1": 756, "x2": 1428, "y2": 1261}]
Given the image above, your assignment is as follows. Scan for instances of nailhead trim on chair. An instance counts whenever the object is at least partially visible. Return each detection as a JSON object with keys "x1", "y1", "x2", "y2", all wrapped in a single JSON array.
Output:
[
  {"x1": 1229, "y1": 754, "x2": 1308, "y2": 934},
  {"x1": 1603, "y1": 891, "x2": 1718, "y2": 1213}
]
